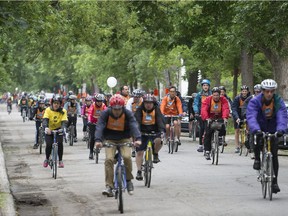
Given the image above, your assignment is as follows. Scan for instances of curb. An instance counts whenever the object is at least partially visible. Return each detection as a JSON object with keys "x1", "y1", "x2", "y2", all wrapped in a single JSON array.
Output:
[{"x1": 0, "y1": 141, "x2": 17, "y2": 216}]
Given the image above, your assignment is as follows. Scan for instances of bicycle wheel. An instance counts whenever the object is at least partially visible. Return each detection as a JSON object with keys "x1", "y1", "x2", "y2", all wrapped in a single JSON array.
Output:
[
  {"x1": 52, "y1": 145, "x2": 58, "y2": 179},
  {"x1": 261, "y1": 153, "x2": 267, "y2": 199},
  {"x1": 170, "y1": 127, "x2": 175, "y2": 154},
  {"x1": 215, "y1": 132, "x2": 219, "y2": 165},
  {"x1": 267, "y1": 154, "x2": 273, "y2": 201},
  {"x1": 69, "y1": 126, "x2": 74, "y2": 146},
  {"x1": 38, "y1": 129, "x2": 43, "y2": 154},
  {"x1": 144, "y1": 159, "x2": 148, "y2": 186},
  {"x1": 95, "y1": 148, "x2": 99, "y2": 164},
  {"x1": 116, "y1": 167, "x2": 123, "y2": 213},
  {"x1": 239, "y1": 133, "x2": 243, "y2": 156},
  {"x1": 147, "y1": 148, "x2": 153, "y2": 188},
  {"x1": 192, "y1": 121, "x2": 196, "y2": 141}
]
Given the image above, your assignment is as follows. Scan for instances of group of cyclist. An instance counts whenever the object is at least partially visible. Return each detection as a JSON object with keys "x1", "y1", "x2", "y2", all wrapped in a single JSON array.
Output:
[{"x1": 10, "y1": 77, "x2": 287, "y2": 197}]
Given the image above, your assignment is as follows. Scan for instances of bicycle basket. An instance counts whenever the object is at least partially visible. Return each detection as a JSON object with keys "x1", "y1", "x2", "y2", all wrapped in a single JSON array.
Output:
[{"x1": 210, "y1": 122, "x2": 223, "y2": 131}]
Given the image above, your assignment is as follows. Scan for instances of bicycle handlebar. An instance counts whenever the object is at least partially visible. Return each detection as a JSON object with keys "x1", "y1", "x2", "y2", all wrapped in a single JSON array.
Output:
[
  {"x1": 103, "y1": 142, "x2": 133, "y2": 148},
  {"x1": 253, "y1": 132, "x2": 282, "y2": 145},
  {"x1": 164, "y1": 115, "x2": 181, "y2": 118}
]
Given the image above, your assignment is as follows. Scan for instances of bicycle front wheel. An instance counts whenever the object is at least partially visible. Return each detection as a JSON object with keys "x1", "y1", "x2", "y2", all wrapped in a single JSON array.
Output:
[
  {"x1": 116, "y1": 167, "x2": 123, "y2": 213},
  {"x1": 146, "y1": 149, "x2": 153, "y2": 188},
  {"x1": 267, "y1": 154, "x2": 274, "y2": 201},
  {"x1": 52, "y1": 146, "x2": 58, "y2": 179},
  {"x1": 261, "y1": 153, "x2": 267, "y2": 199},
  {"x1": 95, "y1": 148, "x2": 99, "y2": 164},
  {"x1": 170, "y1": 127, "x2": 175, "y2": 154},
  {"x1": 192, "y1": 122, "x2": 197, "y2": 141},
  {"x1": 215, "y1": 133, "x2": 219, "y2": 165}
]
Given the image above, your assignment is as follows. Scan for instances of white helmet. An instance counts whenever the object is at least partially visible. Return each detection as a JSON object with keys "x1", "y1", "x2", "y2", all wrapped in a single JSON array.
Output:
[{"x1": 261, "y1": 79, "x2": 277, "y2": 90}]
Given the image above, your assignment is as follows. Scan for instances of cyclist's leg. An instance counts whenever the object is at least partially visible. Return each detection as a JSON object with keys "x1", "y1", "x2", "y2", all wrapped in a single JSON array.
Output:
[
  {"x1": 174, "y1": 119, "x2": 180, "y2": 142},
  {"x1": 153, "y1": 137, "x2": 162, "y2": 162},
  {"x1": 73, "y1": 116, "x2": 77, "y2": 139},
  {"x1": 104, "y1": 141, "x2": 116, "y2": 188},
  {"x1": 45, "y1": 135, "x2": 53, "y2": 160},
  {"x1": 165, "y1": 117, "x2": 171, "y2": 142},
  {"x1": 234, "y1": 120, "x2": 240, "y2": 152},
  {"x1": 34, "y1": 121, "x2": 41, "y2": 148},
  {"x1": 135, "y1": 137, "x2": 146, "y2": 179},
  {"x1": 82, "y1": 118, "x2": 87, "y2": 140},
  {"x1": 120, "y1": 141, "x2": 133, "y2": 181},
  {"x1": 89, "y1": 124, "x2": 96, "y2": 158},
  {"x1": 57, "y1": 134, "x2": 64, "y2": 161},
  {"x1": 252, "y1": 136, "x2": 262, "y2": 170},
  {"x1": 203, "y1": 122, "x2": 212, "y2": 152},
  {"x1": 271, "y1": 137, "x2": 279, "y2": 180}
]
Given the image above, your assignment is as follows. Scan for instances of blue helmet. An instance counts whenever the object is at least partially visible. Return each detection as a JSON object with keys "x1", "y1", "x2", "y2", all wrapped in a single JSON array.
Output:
[{"x1": 201, "y1": 79, "x2": 211, "y2": 86}]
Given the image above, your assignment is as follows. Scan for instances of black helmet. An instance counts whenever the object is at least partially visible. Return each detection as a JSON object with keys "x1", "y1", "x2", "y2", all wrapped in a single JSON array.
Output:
[
  {"x1": 38, "y1": 100, "x2": 45, "y2": 104},
  {"x1": 51, "y1": 96, "x2": 62, "y2": 105},
  {"x1": 211, "y1": 87, "x2": 221, "y2": 94},
  {"x1": 240, "y1": 85, "x2": 249, "y2": 91},
  {"x1": 219, "y1": 86, "x2": 226, "y2": 92}
]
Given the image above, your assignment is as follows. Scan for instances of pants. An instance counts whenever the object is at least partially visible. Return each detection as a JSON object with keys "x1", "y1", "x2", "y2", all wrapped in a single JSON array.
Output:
[
  {"x1": 204, "y1": 120, "x2": 226, "y2": 152},
  {"x1": 89, "y1": 124, "x2": 96, "y2": 154},
  {"x1": 253, "y1": 136, "x2": 279, "y2": 179},
  {"x1": 82, "y1": 117, "x2": 88, "y2": 132},
  {"x1": 198, "y1": 117, "x2": 205, "y2": 146},
  {"x1": 104, "y1": 139, "x2": 133, "y2": 188},
  {"x1": 20, "y1": 106, "x2": 28, "y2": 116},
  {"x1": 35, "y1": 120, "x2": 41, "y2": 144},
  {"x1": 67, "y1": 116, "x2": 77, "y2": 138},
  {"x1": 45, "y1": 133, "x2": 64, "y2": 161}
]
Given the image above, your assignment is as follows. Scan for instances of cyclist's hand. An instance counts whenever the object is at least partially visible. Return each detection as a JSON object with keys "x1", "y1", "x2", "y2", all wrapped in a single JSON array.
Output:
[
  {"x1": 95, "y1": 142, "x2": 103, "y2": 148},
  {"x1": 276, "y1": 130, "x2": 284, "y2": 137},
  {"x1": 45, "y1": 128, "x2": 51, "y2": 135},
  {"x1": 206, "y1": 118, "x2": 211, "y2": 124},
  {"x1": 236, "y1": 118, "x2": 240, "y2": 124},
  {"x1": 134, "y1": 140, "x2": 141, "y2": 147},
  {"x1": 255, "y1": 130, "x2": 263, "y2": 137},
  {"x1": 182, "y1": 112, "x2": 187, "y2": 116}
]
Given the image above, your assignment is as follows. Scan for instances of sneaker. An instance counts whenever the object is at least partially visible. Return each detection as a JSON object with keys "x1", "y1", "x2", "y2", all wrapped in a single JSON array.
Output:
[
  {"x1": 153, "y1": 154, "x2": 160, "y2": 163},
  {"x1": 234, "y1": 147, "x2": 240, "y2": 153},
  {"x1": 127, "y1": 181, "x2": 134, "y2": 195},
  {"x1": 253, "y1": 160, "x2": 260, "y2": 170},
  {"x1": 33, "y1": 144, "x2": 39, "y2": 149},
  {"x1": 131, "y1": 150, "x2": 136, "y2": 158},
  {"x1": 205, "y1": 151, "x2": 211, "y2": 160},
  {"x1": 58, "y1": 161, "x2": 64, "y2": 168},
  {"x1": 74, "y1": 137, "x2": 78, "y2": 142},
  {"x1": 43, "y1": 159, "x2": 48, "y2": 168},
  {"x1": 197, "y1": 145, "x2": 204, "y2": 152},
  {"x1": 102, "y1": 186, "x2": 114, "y2": 197},
  {"x1": 136, "y1": 170, "x2": 143, "y2": 181},
  {"x1": 272, "y1": 184, "x2": 280, "y2": 194},
  {"x1": 89, "y1": 153, "x2": 94, "y2": 160}
]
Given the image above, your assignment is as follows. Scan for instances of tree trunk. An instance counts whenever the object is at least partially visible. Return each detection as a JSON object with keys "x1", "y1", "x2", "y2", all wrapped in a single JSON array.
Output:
[
  {"x1": 233, "y1": 67, "x2": 239, "y2": 99},
  {"x1": 263, "y1": 50, "x2": 288, "y2": 100},
  {"x1": 187, "y1": 70, "x2": 198, "y2": 95},
  {"x1": 240, "y1": 48, "x2": 254, "y2": 91},
  {"x1": 213, "y1": 70, "x2": 221, "y2": 87}
]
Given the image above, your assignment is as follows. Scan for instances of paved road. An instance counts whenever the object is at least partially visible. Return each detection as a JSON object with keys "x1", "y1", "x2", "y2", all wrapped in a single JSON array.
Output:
[{"x1": 1, "y1": 104, "x2": 288, "y2": 216}]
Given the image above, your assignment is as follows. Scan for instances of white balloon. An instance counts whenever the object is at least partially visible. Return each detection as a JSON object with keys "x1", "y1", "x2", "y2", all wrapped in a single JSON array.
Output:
[{"x1": 107, "y1": 77, "x2": 117, "y2": 88}]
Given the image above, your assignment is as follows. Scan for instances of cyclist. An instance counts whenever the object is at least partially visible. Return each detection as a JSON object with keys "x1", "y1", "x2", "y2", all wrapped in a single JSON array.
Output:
[
  {"x1": 95, "y1": 94, "x2": 141, "y2": 197},
  {"x1": 6, "y1": 96, "x2": 13, "y2": 113},
  {"x1": 126, "y1": 89, "x2": 145, "y2": 157},
  {"x1": 120, "y1": 85, "x2": 130, "y2": 105},
  {"x1": 201, "y1": 87, "x2": 230, "y2": 160},
  {"x1": 42, "y1": 96, "x2": 68, "y2": 168},
  {"x1": 193, "y1": 79, "x2": 212, "y2": 152},
  {"x1": 19, "y1": 95, "x2": 28, "y2": 118},
  {"x1": 104, "y1": 93, "x2": 112, "y2": 107},
  {"x1": 232, "y1": 85, "x2": 251, "y2": 153},
  {"x1": 247, "y1": 79, "x2": 287, "y2": 193},
  {"x1": 241, "y1": 84, "x2": 262, "y2": 159},
  {"x1": 134, "y1": 94, "x2": 165, "y2": 180},
  {"x1": 81, "y1": 96, "x2": 93, "y2": 141},
  {"x1": 30, "y1": 100, "x2": 46, "y2": 149},
  {"x1": 87, "y1": 94, "x2": 107, "y2": 160},
  {"x1": 160, "y1": 86, "x2": 183, "y2": 145},
  {"x1": 188, "y1": 93, "x2": 197, "y2": 138},
  {"x1": 64, "y1": 94, "x2": 81, "y2": 142}
]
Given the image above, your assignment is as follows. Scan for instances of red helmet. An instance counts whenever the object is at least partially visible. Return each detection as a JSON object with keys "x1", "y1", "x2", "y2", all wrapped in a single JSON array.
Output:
[{"x1": 109, "y1": 94, "x2": 125, "y2": 108}]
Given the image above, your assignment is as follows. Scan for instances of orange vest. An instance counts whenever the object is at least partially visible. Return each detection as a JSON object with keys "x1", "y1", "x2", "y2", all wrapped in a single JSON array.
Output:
[
  {"x1": 132, "y1": 100, "x2": 142, "y2": 113},
  {"x1": 210, "y1": 100, "x2": 222, "y2": 114},
  {"x1": 106, "y1": 113, "x2": 125, "y2": 131},
  {"x1": 36, "y1": 109, "x2": 45, "y2": 119},
  {"x1": 239, "y1": 98, "x2": 245, "y2": 108},
  {"x1": 142, "y1": 110, "x2": 156, "y2": 125},
  {"x1": 93, "y1": 104, "x2": 105, "y2": 119},
  {"x1": 262, "y1": 99, "x2": 274, "y2": 119}
]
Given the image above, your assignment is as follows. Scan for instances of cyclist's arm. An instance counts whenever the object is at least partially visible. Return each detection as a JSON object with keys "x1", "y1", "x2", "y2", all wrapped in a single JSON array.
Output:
[
  {"x1": 160, "y1": 97, "x2": 167, "y2": 114},
  {"x1": 231, "y1": 96, "x2": 240, "y2": 120},
  {"x1": 156, "y1": 107, "x2": 165, "y2": 132},
  {"x1": 126, "y1": 110, "x2": 141, "y2": 141},
  {"x1": 246, "y1": 97, "x2": 260, "y2": 133},
  {"x1": 221, "y1": 97, "x2": 230, "y2": 119},
  {"x1": 276, "y1": 99, "x2": 288, "y2": 132},
  {"x1": 200, "y1": 97, "x2": 210, "y2": 120},
  {"x1": 125, "y1": 98, "x2": 133, "y2": 112},
  {"x1": 192, "y1": 93, "x2": 200, "y2": 114}
]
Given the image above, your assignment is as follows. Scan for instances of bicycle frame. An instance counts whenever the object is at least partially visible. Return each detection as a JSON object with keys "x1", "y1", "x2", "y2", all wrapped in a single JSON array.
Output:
[
  {"x1": 49, "y1": 129, "x2": 63, "y2": 179},
  {"x1": 209, "y1": 119, "x2": 225, "y2": 165},
  {"x1": 165, "y1": 115, "x2": 180, "y2": 154},
  {"x1": 68, "y1": 113, "x2": 76, "y2": 146}
]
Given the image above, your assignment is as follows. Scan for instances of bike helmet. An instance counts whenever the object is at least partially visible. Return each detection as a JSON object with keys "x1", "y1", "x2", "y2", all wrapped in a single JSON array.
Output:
[
  {"x1": 69, "y1": 95, "x2": 77, "y2": 100},
  {"x1": 68, "y1": 90, "x2": 74, "y2": 96},
  {"x1": 38, "y1": 100, "x2": 45, "y2": 104},
  {"x1": 211, "y1": 87, "x2": 221, "y2": 94},
  {"x1": 219, "y1": 86, "x2": 226, "y2": 92},
  {"x1": 240, "y1": 85, "x2": 249, "y2": 91},
  {"x1": 253, "y1": 84, "x2": 262, "y2": 91},
  {"x1": 143, "y1": 94, "x2": 156, "y2": 103},
  {"x1": 109, "y1": 94, "x2": 125, "y2": 108},
  {"x1": 201, "y1": 79, "x2": 211, "y2": 86},
  {"x1": 85, "y1": 96, "x2": 92, "y2": 101},
  {"x1": 95, "y1": 94, "x2": 105, "y2": 101},
  {"x1": 51, "y1": 96, "x2": 62, "y2": 105},
  {"x1": 132, "y1": 89, "x2": 143, "y2": 97},
  {"x1": 261, "y1": 79, "x2": 277, "y2": 90}
]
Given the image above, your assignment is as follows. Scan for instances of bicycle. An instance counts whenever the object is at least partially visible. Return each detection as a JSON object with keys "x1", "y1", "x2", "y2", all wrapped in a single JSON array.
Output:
[
  {"x1": 68, "y1": 113, "x2": 76, "y2": 146},
  {"x1": 255, "y1": 132, "x2": 280, "y2": 201},
  {"x1": 48, "y1": 129, "x2": 63, "y2": 179},
  {"x1": 7, "y1": 104, "x2": 12, "y2": 115},
  {"x1": 165, "y1": 115, "x2": 180, "y2": 154},
  {"x1": 103, "y1": 142, "x2": 132, "y2": 214},
  {"x1": 209, "y1": 119, "x2": 225, "y2": 165},
  {"x1": 141, "y1": 133, "x2": 158, "y2": 188},
  {"x1": 21, "y1": 107, "x2": 27, "y2": 122},
  {"x1": 37, "y1": 121, "x2": 45, "y2": 154},
  {"x1": 239, "y1": 119, "x2": 249, "y2": 156}
]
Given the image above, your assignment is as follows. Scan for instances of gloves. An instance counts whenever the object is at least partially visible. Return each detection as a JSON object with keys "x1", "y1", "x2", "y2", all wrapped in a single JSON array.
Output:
[
  {"x1": 236, "y1": 118, "x2": 241, "y2": 124},
  {"x1": 45, "y1": 128, "x2": 51, "y2": 135},
  {"x1": 276, "y1": 130, "x2": 284, "y2": 137},
  {"x1": 255, "y1": 130, "x2": 263, "y2": 137}
]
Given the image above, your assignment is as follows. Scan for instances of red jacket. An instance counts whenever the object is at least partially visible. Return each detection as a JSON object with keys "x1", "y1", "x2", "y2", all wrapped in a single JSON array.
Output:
[{"x1": 201, "y1": 96, "x2": 230, "y2": 120}]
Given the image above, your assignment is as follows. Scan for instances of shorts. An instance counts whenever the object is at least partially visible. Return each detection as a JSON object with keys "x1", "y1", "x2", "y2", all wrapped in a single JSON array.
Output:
[
  {"x1": 136, "y1": 134, "x2": 161, "y2": 152},
  {"x1": 164, "y1": 116, "x2": 179, "y2": 125}
]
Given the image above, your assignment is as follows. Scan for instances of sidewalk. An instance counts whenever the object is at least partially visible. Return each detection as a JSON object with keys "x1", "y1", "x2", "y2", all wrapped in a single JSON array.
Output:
[{"x1": 0, "y1": 140, "x2": 16, "y2": 216}]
